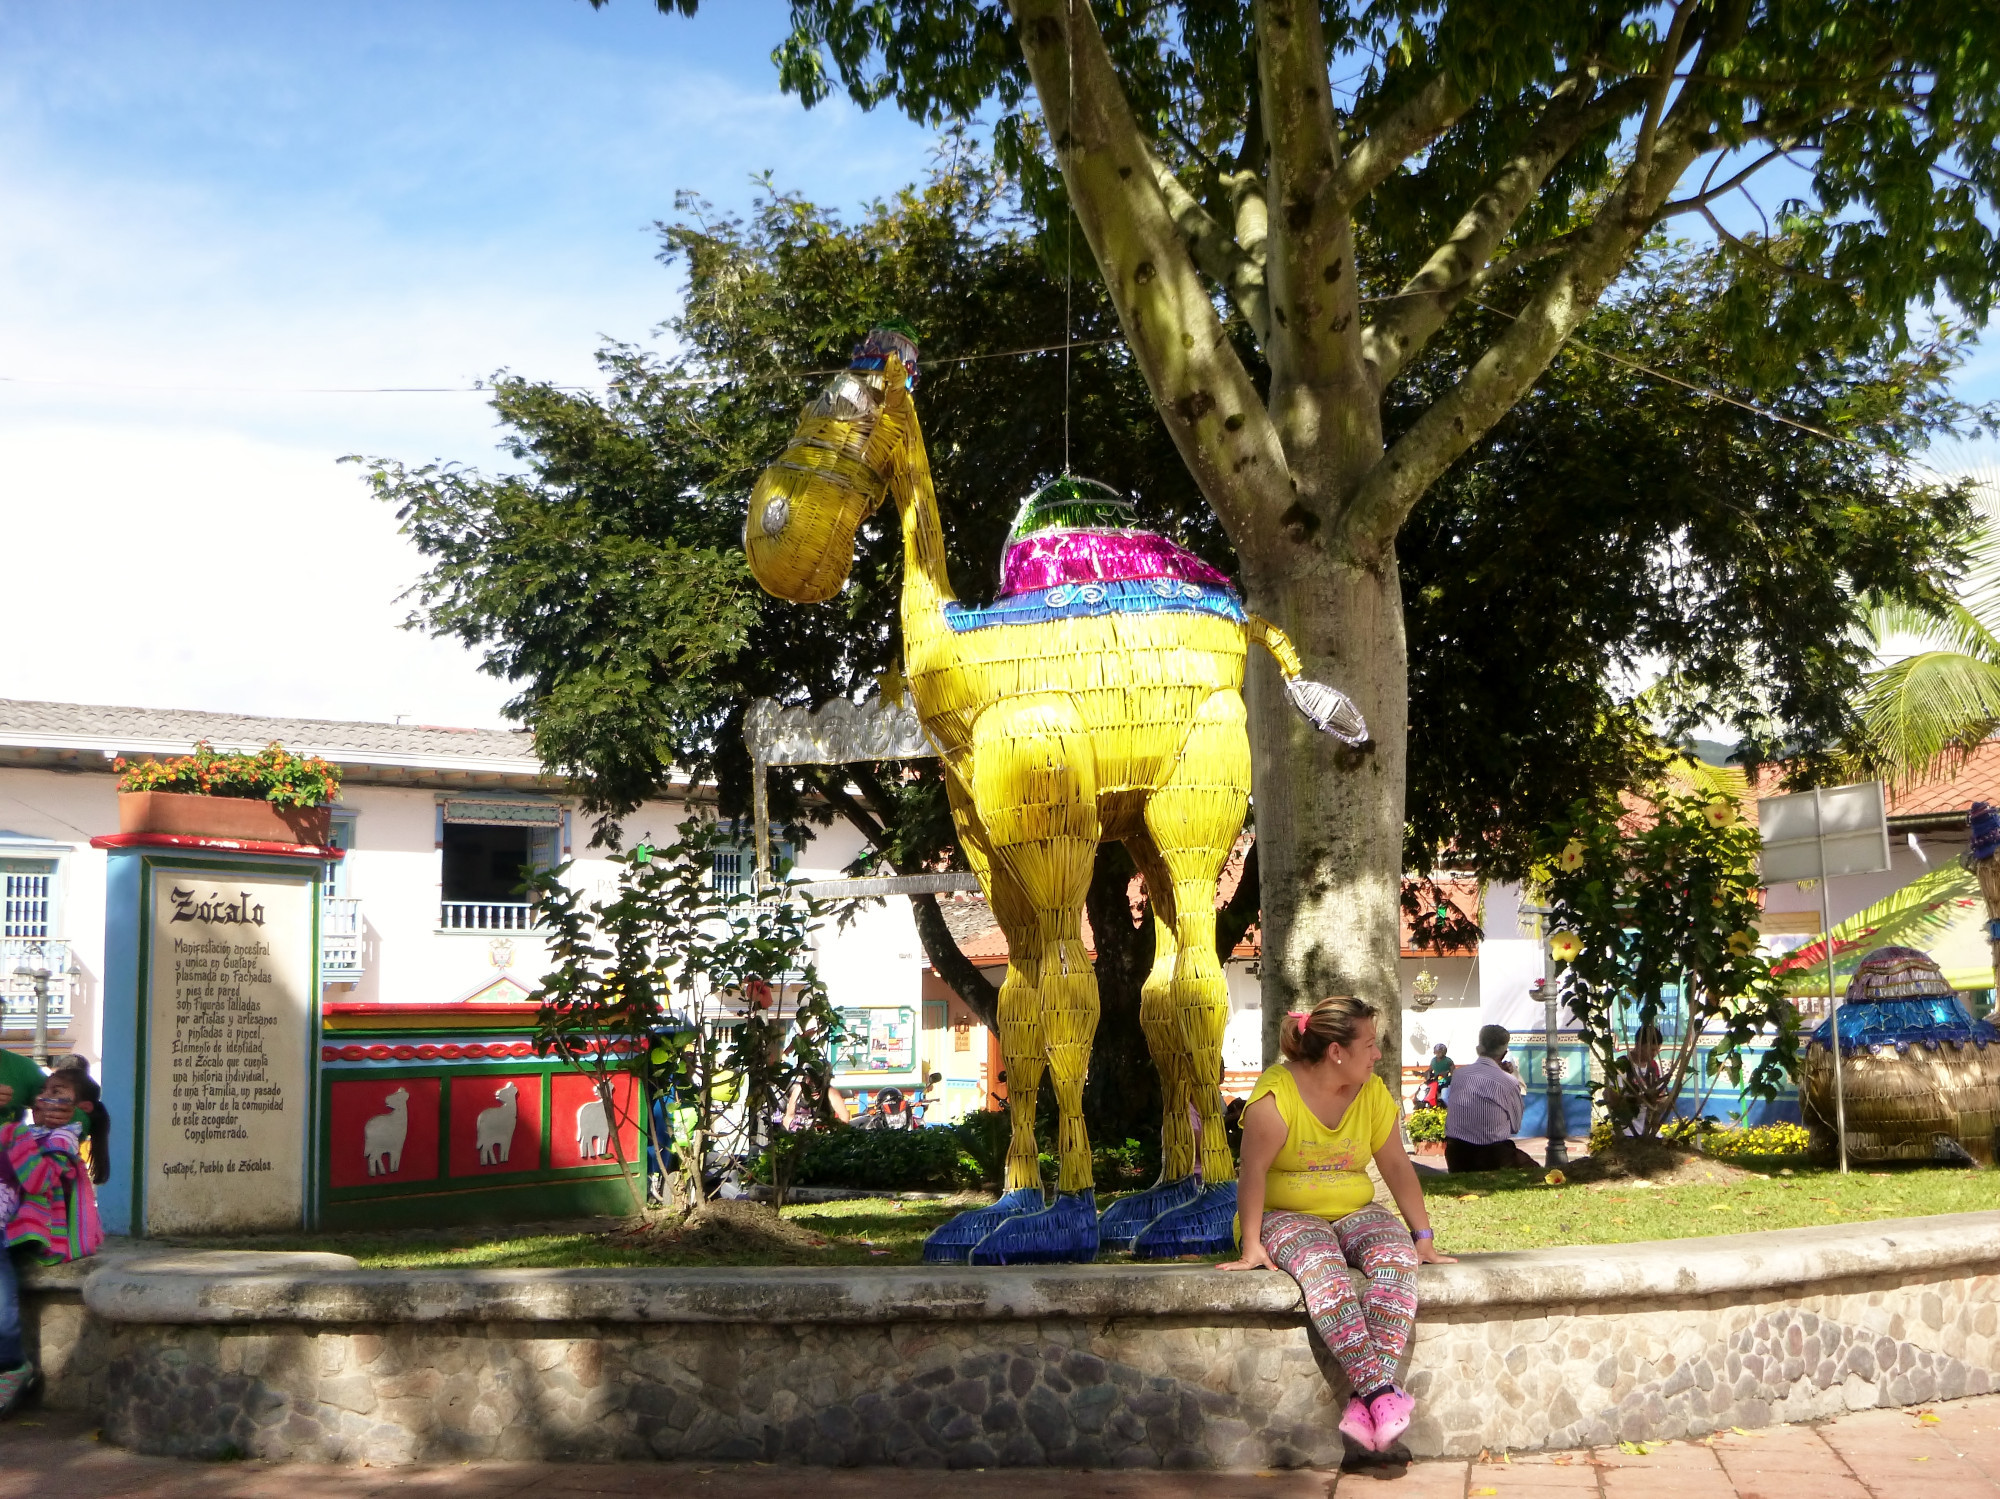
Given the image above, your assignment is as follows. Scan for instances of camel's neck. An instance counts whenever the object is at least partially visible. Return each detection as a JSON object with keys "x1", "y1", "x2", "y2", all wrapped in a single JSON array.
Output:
[{"x1": 894, "y1": 410, "x2": 955, "y2": 666}]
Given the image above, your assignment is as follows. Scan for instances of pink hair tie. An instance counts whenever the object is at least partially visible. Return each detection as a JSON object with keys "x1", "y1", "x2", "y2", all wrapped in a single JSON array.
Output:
[{"x1": 1288, "y1": 1010, "x2": 1310, "y2": 1037}]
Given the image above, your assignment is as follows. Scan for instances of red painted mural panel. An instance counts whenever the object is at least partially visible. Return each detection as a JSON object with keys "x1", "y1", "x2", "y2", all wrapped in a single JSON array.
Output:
[
  {"x1": 548, "y1": 1072, "x2": 639, "y2": 1170},
  {"x1": 329, "y1": 1077, "x2": 441, "y2": 1188},
  {"x1": 447, "y1": 1073, "x2": 544, "y2": 1177}
]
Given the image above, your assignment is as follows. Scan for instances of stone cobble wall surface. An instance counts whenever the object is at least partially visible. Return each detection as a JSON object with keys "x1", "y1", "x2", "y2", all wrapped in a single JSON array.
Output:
[
  {"x1": 18, "y1": 1265, "x2": 115, "y2": 1415},
  {"x1": 100, "y1": 1316, "x2": 1345, "y2": 1469},
  {"x1": 87, "y1": 1266, "x2": 2000, "y2": 1466},
  {"x1": 1403, "y1": 1269, "x2": 2000, "y2": 1455},
  {"x1": 38, "y1": 1216, "x2": 2000, "y2": 1467}
]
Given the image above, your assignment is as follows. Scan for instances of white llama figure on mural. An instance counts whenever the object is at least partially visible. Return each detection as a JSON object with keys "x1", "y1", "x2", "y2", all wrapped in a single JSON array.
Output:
[
  {"x1": 363, "y1": 1088, "x2": 410, "y2": 1176},
  {"x1": 575, "y1": 1084, "x2": 612, "y2": 1160},
  {"x1": 475, "y1": 1082, "x2": 519, "y2": 1165}
]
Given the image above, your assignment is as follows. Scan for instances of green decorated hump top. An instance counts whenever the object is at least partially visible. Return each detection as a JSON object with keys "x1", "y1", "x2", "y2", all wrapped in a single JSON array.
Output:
[{"x1": 1008, "y1": 476, "x2": 1137, "y2": 539}]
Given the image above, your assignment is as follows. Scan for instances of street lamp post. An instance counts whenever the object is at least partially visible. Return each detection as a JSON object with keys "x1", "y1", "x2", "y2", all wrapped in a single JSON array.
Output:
[
  {"x1": 1532, "y1": 978, "x2": 1569, "y2": 1168},
  {"x1": 12, "y1": 945, "x2": 54, "y2": 1069}
]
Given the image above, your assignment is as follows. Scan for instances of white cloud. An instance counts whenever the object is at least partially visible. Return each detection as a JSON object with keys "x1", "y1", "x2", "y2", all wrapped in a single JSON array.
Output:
[
  {"x1": 0, "y1": 1, "x2": 940, "y2": 729},
  {"x1": 1, "y1": 417, "x2": 515, "y2": 726}
]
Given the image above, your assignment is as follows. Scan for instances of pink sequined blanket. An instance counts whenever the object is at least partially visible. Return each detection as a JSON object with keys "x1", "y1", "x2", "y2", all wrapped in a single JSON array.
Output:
[{"x1": 998, "y1": 528, "x2": 1233, "y2": 598}]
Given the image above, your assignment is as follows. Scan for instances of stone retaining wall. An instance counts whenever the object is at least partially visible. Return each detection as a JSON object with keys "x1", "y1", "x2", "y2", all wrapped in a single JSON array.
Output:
[{"x1": 21, "y1": 1213, "x2": 2000, "y2": 1467}]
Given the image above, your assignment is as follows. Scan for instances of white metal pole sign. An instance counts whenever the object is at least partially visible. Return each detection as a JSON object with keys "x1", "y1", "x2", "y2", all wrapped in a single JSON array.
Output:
[
  {"x1": 1756, "y1": 781, "x2": 1890, "y2": 1175},
  {"x1": 1756, "y1": 781, "x2": 1891, "y2": 883}
]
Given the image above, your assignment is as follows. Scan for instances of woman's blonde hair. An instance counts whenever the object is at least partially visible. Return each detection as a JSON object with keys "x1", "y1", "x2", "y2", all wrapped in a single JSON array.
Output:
[{"x1": 1279, "y1": 994, "x2": 1379, "y2": 1064}]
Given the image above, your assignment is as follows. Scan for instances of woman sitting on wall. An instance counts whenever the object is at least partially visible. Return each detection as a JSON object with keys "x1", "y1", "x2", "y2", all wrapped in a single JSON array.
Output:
[{"x1": 1219, "y1": 996, "x2": 1454, "y2": 1454}]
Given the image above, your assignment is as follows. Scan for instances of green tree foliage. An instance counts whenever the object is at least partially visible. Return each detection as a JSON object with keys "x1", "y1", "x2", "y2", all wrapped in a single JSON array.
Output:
[
  {"x1": 363, "y1": 152, "x2": 1972, "y2": 1144},
  {"x1": 614, "y1": 0, "x2": 2000, "y2": 1046},
  {"x1": 1400, "y1": 248, "x2": 1980, "y2": 882},
  {"x1": 529, "y1": 818, "x2": 840, "y2": 1210},
  {"x1": 1851, "y1": 467, "x2": 2000, "y2": 789},
  {"x1": 1540, "y1": 786, "x2": 1798, "y2": 1137}
]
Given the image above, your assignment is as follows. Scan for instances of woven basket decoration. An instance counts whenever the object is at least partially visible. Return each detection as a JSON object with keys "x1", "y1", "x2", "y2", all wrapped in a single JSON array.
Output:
[
  {"x1": 1801, "y1": 944, "x2": 2000, "y2": 1164},
  {"x1": 745, "y1": 326, "x2": 920, "y2": 603},
  {"x1": 746, "y1": 334, "x2": 1368, "y2": 1262},
  {"x1": 1843, "y1": 945, "x2": 1953, "y2": 1003}
]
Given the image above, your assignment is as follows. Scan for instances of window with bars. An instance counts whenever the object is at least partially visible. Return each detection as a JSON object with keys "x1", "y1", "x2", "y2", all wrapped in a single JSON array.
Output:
[
  {"x1": 711, "y1": 842, "x2": 792, "y2": 895},
  {"x1": 1, "y1": 860, "x2": 56, "y2": 939}
]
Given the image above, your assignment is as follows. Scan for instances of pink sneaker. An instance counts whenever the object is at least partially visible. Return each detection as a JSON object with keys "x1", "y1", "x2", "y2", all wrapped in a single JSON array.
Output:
[
  {"x1": 1337, "y1": 1395, "x2": 1377, "y2": 1450},
  {"x1": 1367, "y1": 1386, "x2": 1416, "y2": 1448}
]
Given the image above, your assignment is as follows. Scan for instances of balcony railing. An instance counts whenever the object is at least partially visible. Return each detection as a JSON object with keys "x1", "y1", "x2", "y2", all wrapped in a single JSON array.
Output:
[
  {"x1": 1, "y1": 938, "x2": 73, "y2": 1034},
  {"x1": 322, "y1": 897, "x2": 364, "y2": 982},
  {"x1": 439, "y1": 901, "x2": 538, "y2": 933}
]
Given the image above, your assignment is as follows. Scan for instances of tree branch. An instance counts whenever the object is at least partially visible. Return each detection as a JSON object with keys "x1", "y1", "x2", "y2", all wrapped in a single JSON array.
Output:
[
  {"x1": 1632, "y1": 0, "x2": 1704, "y2": 194},
  {"x1": 1361, "y1": 73, "x2": 1650, "y2": 390},
  {"x1": 1328, "y1": 69, "x2": 1470, "y2": 212},
  {"x1": 1344, "y1": 34, "x2": 1739, "y2": 545},
  {"x1": 910, "y1": 892, "x2": 1000, "y2": 1032},
  {"x1": 1007, "y1": 0, "x2": 1284, "y2": 546},
  {"x1": 1150, "y1": 150, "x2": 1271, "y2": 348},
  {"x1": 1255, "y1": 0, "x2": 1360, "y2": 394},
  {"x1": 1655, "y1": 147, "x2": 1785, "y2": 219},
  {"x1": 1697, "y1": 204, "x2": 1852, "y2": 289}
]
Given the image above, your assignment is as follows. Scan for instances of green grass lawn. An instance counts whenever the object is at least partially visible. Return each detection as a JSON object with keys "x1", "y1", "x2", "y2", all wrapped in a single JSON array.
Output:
[
  {"x1": 158, "y1": 1162, "x2": 1997, "y2": 1268},
  {"x1": 1423, "y1": 1159, "x2": 1999, "y2": 1253}
]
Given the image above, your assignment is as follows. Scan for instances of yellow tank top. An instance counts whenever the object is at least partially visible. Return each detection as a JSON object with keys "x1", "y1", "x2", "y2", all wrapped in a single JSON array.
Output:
[{"x1": 1246, "y1": 1063, "x2": 1397, "y2": 1221}]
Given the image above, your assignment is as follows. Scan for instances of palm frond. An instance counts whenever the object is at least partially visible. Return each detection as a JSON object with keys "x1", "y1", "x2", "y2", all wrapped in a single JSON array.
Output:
[
  {"x1": 1775, "y1": 861, "x2": 1979, "y2": 997},
  {"x1": 1663, "y1": 752, "x2": 1750, "y2": 804},
  {"x1": 1852, "y1": 463, "x2": 2000, "y2": 787},
  {"x1": 1865, "y1": 596, "x2": 2000, "y2": 663},
  {"x1": 1855, "y1": 649, "x2": 2000, "y2": 787}
]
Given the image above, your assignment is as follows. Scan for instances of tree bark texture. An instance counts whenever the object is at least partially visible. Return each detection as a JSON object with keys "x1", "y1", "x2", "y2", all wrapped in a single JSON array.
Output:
[
  {"x1": 1243, "y1": 554, "x2": 1409, "y2": 1066},
  {"x1": 1004, "y1": 0, "x2": 1742, "y2": 1085}
]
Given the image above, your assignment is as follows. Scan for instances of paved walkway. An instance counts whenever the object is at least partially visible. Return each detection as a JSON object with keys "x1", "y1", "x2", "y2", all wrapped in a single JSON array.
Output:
[{"x1": 6, "y1": 1397, "x2": 2000, "y2": 1496}]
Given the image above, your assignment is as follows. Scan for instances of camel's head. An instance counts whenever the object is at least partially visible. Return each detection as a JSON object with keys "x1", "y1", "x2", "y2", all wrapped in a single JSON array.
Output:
[{"x1": 745, "y1": 327, "x2": 917, "y2": 603}]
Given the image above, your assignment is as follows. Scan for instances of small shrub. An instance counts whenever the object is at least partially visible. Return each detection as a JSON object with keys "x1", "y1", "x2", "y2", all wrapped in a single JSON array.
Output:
[
  {"x1": 1586, "y1": 1115, "x2": 1812, "y2": 1160},
  {"x1": 792, "y1": 1125, "x2": 972, "y2": 1191},
  {"x1": 953, "y1": 1111, "x2": 1011, "y2": 1188},
  {"x1": 1093, "y1": 1136, "x2": 1162, "y2": 1189},
  {"x1": 115, "y1": 739, "x2": 340, "y2": 807},
  {"x1": 1700, "y1": 1121, "x2": 1813, "y2": 1159},
  {"x1": 1407, "y1": 1106, "x2": 1447, "y2": 1143}
]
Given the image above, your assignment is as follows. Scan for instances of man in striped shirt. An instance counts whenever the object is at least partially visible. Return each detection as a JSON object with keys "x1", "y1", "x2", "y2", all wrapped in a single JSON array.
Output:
[{"x1": 1442, "y1": 1025, "x2": 1538, "y2": 1173}]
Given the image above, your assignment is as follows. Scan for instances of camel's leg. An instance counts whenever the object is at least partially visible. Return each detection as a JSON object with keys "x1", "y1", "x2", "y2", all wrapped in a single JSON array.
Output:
[
  {"x1": 1144, "y1": 691, "x2": 1251, "y2": 1186},
  {"x1": 1125, "y1": 831, "x2": 1197, "y2": 1183},
  {"x1": 972, "y1": 694, "x2": 1101, "y2": 1195},
  {"x1": 945, "y1": 767, "x2": 1046, "y2": 1193}
]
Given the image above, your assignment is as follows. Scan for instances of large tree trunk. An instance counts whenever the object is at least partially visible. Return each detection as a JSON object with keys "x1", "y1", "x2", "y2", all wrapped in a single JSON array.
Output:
[{"x1": 1242, "y1": 542, "x2": 1409, "y2": 1084}]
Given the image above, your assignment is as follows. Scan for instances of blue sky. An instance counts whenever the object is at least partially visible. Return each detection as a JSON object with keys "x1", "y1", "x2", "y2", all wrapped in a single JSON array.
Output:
[
  {"x1": 0, "y1": 1, "x2": 938, "y2": 727},
  {"x1": 1, "y1": 4, "x2": 1992, "y2": 730}
]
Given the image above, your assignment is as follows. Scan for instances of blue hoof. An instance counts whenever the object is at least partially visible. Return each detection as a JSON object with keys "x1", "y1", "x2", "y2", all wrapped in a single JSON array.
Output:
[
  {"x1": 969, "y1": 1189, "x2": 1100, "y2": 1265},
  {"x1": 1132, "y1": 1181, "x2": 1239, "y2": 1259},
  {"x1": 922, "y1": 1187, "x2": 1045, "y2": 1264},
  {"x1": 1096, "y1": 1174, "x2": 1201, "y2": 1251}
]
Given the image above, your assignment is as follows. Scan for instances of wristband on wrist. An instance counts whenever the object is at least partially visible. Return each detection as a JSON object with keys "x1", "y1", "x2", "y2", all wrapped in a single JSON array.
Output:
[{"x1": 1411, "y1": 1228, "x2": 1434, "y2": 1241}]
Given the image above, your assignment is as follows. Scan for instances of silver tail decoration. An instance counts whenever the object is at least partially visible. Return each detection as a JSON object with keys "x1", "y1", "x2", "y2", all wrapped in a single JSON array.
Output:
[{"x1": 1285, "y1": 677, "x2": 1370, "y2": 745}]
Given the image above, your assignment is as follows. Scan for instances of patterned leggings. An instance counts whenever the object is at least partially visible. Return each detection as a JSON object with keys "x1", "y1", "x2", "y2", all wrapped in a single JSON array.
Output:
[{"x1": 1261, "y1": 1205, "x2": 1419, "y2": 1396}]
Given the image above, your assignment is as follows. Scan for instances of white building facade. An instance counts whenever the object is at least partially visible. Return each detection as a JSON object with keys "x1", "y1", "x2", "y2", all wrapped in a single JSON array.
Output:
[{"x1": 0, "y1": 699, "x2": 941, "y2": 1114}]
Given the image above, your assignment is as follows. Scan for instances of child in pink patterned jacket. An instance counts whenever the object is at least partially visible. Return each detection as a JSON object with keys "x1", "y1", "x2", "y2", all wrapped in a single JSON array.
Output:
[{"x1": 0, "y1": 1068, "x2": 102, "y2": 1418}]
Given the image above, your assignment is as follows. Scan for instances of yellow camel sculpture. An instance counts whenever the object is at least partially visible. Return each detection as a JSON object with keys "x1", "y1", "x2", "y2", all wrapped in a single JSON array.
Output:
[{"x1": 745, "y1": 337, "x2": 1363, "y2": 1262}]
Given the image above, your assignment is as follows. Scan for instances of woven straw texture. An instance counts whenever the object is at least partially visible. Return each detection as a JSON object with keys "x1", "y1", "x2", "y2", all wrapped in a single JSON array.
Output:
[
  {"x1": 1803, "y1": 947, "x2": 2000, "y2": 1163},
  {"x1": 747, "y1": 343, "x2": 1345, "y2": 1239}
]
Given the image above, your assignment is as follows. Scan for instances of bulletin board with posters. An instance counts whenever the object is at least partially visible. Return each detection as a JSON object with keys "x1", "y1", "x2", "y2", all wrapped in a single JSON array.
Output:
[{"x1": 833, "y1": 1005, "x2": 917, "y2": 1076}]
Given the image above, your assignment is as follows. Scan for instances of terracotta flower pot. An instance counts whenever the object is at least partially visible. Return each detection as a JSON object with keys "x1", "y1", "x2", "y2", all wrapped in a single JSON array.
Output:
[{"x1": 118, "y1": 790, "x2": 332, "y2": 847}]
